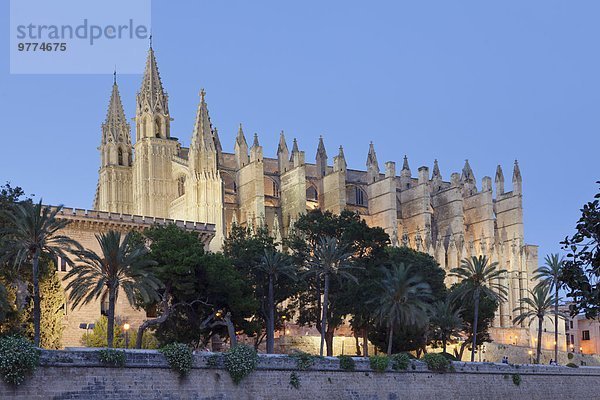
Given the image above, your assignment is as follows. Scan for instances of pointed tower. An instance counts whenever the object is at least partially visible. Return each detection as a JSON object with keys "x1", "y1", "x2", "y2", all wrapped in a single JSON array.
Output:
[
  {"x1": 461, "y1": 159, "x2": 477, "y2": 195},
  {"x1": 290, "y1": 138, "x2": 304, "y2": 167},
  {"x1": 184, "y1": 89, "x2": 224, "y2": 251},
  {"x1": 234, "y1": 124, "x2": 249, "y2": 169},
  {"x1": 95, "y1": 73, "x2": 133, "y2": 214},
  {"x1": 133, "y1": 44, "x2": 179, "y2": 217},
  {"x1": 277, "y1": 131, "x2": 290, "y2": 174},
  {"x1": 431, "y1": 159, "x2": 443, "y2": 192},
  {"x1": 512, "y1": 160, "x2": 522, "y2": 194},
  {"x1": 189, "y1": 89, "x2": 217, "y2": 174},
  {"x1": 366, "y1": 142, "x2": 380, "y2": 183},
  {"x1": 400, "y1": 155, "x2": 411, "y2": 189},
  {"x1": 213, "y1": 127, "x2": 223, "y2": 166},
  {"x1": 316, "y1": 136, "x2": 328, "y2": 178},
  {"x1": 495, "y1": 165, "x2": 505, "y2": 195}
]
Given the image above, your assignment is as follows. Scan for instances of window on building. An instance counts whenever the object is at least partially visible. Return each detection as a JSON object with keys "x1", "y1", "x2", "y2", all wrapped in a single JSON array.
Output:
[
  {"x1": 272, "y1": 181, "x2": 279, "y2": 198},
  {"x1": 571, "y1": 334, "x2": 574, "y2": 345},
  {"x1": 155, "y1": 117, "x2": 162, "y2": 138},
  {"x1": 101, "y1": 300, "x2": 109, "y2": 317},
  {"x1": 306, "y1": 186, "x2": 318, "y2": 201},
  {"x1": 355, "y1": 187, "x2": 365, "y2": 206},
  {"x1": 582, "y1": 330, "x2": 590, "y2": 341},
  {"x1": 570, "y1": 321, "x2": 574, "y2": 329},
  {"x1": 177, "y1": 176, "x2": 186, "y2": 197},
  {"x1": 566, "y1": 334, "x2": 571, "y2": 346},
  {"x1": 60, "y1": 258, "x2": 67, "y2": 272},
  {"x1": 117, "y1": 148, "x2": 124, "y2": 166}
]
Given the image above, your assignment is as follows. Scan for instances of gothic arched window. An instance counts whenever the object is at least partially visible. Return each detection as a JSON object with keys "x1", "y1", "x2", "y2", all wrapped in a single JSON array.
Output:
[
  {"x1": 117, "y1": 148, "x2": 124, "y2": 166},
  {"x1": 355, "y1": 186, "x2": 366, "y2": 206},
  {"x1": 177, "y1": 176, "x2": 185, "y2": 197},
  {"x1": 306, "y1": 186, "x2": 318, "y2": 201},
  {"x1": 155, "y1": 117, "x2": 162, "y2": 138}
]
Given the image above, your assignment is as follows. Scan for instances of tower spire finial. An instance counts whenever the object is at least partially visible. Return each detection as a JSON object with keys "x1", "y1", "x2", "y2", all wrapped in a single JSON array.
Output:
[
  {"x1": 113, "y1": 67, "x2": 117, "y2": 84},
  {"x1": 149, "y1": 32, "x2": 153, "y2": 48}
]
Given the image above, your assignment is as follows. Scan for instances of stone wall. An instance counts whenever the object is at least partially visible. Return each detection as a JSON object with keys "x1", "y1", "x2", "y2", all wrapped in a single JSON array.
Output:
[{"x1": 1, "y1": 350, "x2": 599, "y2": 400}]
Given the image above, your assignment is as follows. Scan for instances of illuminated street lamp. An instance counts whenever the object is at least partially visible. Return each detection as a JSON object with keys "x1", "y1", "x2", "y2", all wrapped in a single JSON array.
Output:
[
  {"x1": 528, "y1": 350, "x2": 533, "y2": 364},
  {"x1": 123, "y1": 323, "x2": 130, "y2": 348}
]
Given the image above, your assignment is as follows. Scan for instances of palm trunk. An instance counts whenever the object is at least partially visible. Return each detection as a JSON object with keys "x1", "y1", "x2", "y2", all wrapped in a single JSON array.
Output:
[
  {"x1": 536, "y1": 316, "x2": 543, "y2": 364},
  {"x1": 471, "y1": 288, "x2": 480, "y2": 362},
  {"x1": 32, "y1": 252, "x2": 41, "y2": 347},
  {"x1": 554, "y1": 285, "x2": 559, "y2": 362},
  {"x1": 320, "y1": 273, "x2": 330, "y2": 356},
  {"x1": 362, "y1": 328, "x2": 369, "y2": 357},
  {"x1": 442, "y1": 333, "x2": 447, "y2": 355},
  {"x1": 387, "y1": 323, "x2": 394, "y2": 355},
  {"x1": 266, "y1": 275, "x2": 275, "y2": 354},
  {"x1": 107, "y1": 284, "x2": 117, "y2": 348}
]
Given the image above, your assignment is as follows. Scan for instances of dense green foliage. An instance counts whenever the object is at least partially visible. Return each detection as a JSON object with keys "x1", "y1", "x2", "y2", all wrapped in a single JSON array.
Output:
[
  {"x1": 561, "y1": 183, "x2": 600, "y2": 318},
  {"x1": 160, "y1": 342, "x2": 193, "y2": 376},
  {"x1": 224, "y1": 344, "x2": 259, "y2": 384},
  {"x1": 289, "y1": 371, "x2": 300, "y2": 389},
  {"x1": 290, "y1": 350, "x2": 316, "y2": 370},
  {"x1": 369, "y1": 354, "x2": 390, "y2": 372},
  {"x1": 338, "y1": 354, "x2": 355, "y2": 371},
  {"x1": 0, "y1": 336, "x2": 39, "y2": 386},
  {"x1": 144, "y1": 225, "x2": 257, "y2": 348},
  {"x1": 422, "y1": 353, "x2": 451, "y2": 373},
  {"x1": 512, "y1": 373, "x2": 522, "y2": 386},
  {"x1": 390, "y1": 353, "x2": 411, "y2": 370},
  {"x1": 98, "y1": 349, "x2": 126, "y2": 367}
]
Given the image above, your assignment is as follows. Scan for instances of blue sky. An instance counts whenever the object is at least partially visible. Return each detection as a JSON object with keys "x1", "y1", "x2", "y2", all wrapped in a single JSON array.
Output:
[{"x1": 1, "y1": 1, "x2": 598, "y2": 261}]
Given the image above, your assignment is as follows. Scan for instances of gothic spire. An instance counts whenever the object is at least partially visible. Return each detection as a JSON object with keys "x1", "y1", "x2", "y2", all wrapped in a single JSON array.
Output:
[
  {"x1": 252, "y1": 132, "x2": 260, "y2": 148},
  {"x1": 495, "y1": 165, "x2": 505, "y2": 194},
  {"x1": 317, "y1": 136, "x2": 327, "y2": 158},
  {"x1": 334, "y1": 145, "x2": 347, "y2": 172},
  {"x1": 104, "y1": 76, "x2": 129, "y2": 140},
  {"x1": 291, "y1": 138, "x2": 299, "y2": 155},
  {"x1": 366, "y1": 142, "x2": 379, "y2": 168},
  {"x1": 461, "y1": 159, "x2": 475, "y2": 182},
  {"x1": 236, "y1": 123, "x2": 248, "y2": 147},
  {"x1": 277, "y1": 131, "x2": 288, "y2": 155},
  {"x1": 401, "y1": 155, "x2": 411, "y2": 178},
  {"x1": 432, "y1": 159, "x2": 441, "y2": 179},
  {"x1": 191, "y1": 88, "x2": 214, "y2": 150},
  {"x1": 213, "y1": 127, "x2": 223, "y2": 153},
  {"x1": 512, "y1": 160, "x2": 521, "y2": 182},
  {"x1": 138, "y1": 45, "x2": 168, "y2": 113}
]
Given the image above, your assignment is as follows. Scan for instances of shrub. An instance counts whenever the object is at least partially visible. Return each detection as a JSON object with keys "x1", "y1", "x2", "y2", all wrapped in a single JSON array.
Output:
[
  {"x1": 0, "y1": 336, "x2": 40, "y2": 386},
  {"x1": 290, "y1": 350, "x2": 316, "y2": 370},
  {"x1": 98, "y1": 349, "x2": 126, "y2": 367},
  {"x1": 224, "y1": 344, "x2": 258, "y2": 384},
  {"x1": 206, "y1": 353, "x2": 221, "y2": 368},
  {"x1": 567, "y1": 352, "x2": 574, "y2": 360},
  {"x1": 439, "y1": 352, "x2": 458, "y2": 361},
  {"x1": 512, "y1": 373, "x2": 521, "y2": 386},
  {"x1": 390, "y1": 353, "x2": 411, "y2": 371},
  {"x1": 289, "y1": 371, "x2": 300, "y2": 389},
  {"x1": 422, "y1": 353, "x2": 451, "y2": 373},
  {"x1": 338, "y1": 355, "x2": 355, "y2": 371},
  {"x1": 369, "y1": 355, "x2": 390, "y2": 373},
  {"x1": 160, "y1": 343, "x2": 193, "y2": 376},
  {"x1": 566, "y1": 362, "x2": 579, "y2": 368}
]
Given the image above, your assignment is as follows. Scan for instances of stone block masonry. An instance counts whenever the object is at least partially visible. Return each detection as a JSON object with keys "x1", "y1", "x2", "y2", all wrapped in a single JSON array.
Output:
[{"x1": 1, "y1": 350, "x2": 598, "y2": 399}]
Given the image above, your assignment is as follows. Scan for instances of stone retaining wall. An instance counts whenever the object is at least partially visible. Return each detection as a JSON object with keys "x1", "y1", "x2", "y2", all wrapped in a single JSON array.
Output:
[{"x1": 1, "y1": 350, "x2": 597, "y2": 399}]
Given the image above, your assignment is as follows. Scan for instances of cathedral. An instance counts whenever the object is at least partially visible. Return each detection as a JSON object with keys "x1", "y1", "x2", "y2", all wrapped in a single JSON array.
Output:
[{"x1": 93, "y1": 44, "x2": 543, "y2": 337}]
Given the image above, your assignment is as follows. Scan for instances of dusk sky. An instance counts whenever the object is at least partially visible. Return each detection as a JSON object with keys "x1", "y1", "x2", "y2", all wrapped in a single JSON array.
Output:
[{"x1": 1, "y1": 1, "x2": 598, "y2": 260}]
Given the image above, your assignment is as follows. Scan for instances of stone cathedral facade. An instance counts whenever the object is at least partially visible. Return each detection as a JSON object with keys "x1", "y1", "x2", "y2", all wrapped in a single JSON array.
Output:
[{"x1": 93, "y1": 46, "x2": 543, "y2": 336}]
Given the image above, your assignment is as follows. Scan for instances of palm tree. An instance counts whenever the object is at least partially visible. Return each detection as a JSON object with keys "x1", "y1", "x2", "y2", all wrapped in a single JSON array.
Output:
[
  {"x1": 64, "y1": 230, "x2": 161, "y2": 348},
  {"x1": 255, "y1": 249, "x2": 297, "y2": 353},
  {"x1": 430, "y1": 298, "x2": 463, "y2": 354},
  {"x1": 309, "y1": 236, "x2": 356, "y2": 356},
  {"x1": 372, "y1": 264, "x2": 432, "y2": 355},
  {"x1": 533, "y1": 253, "x2": 565, "y2": 362},
  {"x1": 449, "y1": 255, "x2": 507, "y2": 362},
  {"x1": 0, "y1": 200, "x2": 80, "y2": 347},
  {"x1": 513, "y1": 285, "x2": 564, "y2": 364}
]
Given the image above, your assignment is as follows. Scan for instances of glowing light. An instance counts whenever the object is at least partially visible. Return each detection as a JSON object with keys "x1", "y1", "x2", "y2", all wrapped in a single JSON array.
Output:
[{"x1": 123, "y1": 323, "x2": 130, "y2": 331}]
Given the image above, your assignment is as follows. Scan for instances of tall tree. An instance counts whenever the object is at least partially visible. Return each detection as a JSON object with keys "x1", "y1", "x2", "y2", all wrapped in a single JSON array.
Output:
[
  {"x1": 429, "y1": 298, "x2": 463, "y2": 354},
  {"x1": 308, "y1": 236, "x2": 356, "y2": 356},
  {"x1": 534, "y1": 253, "x2": 565, "y2": 363},
  {"x1": 449, "y1": 255, "x2": 507, "y2": 362},
  {"x1": 513, "y1": 285, "x2": 564, "y2": 364},
  {"x1": 64, "y1": 230, "x2": 161, "y2": 348},
  {"x1": 561, "y1": 182, "x2": 600, "y2": 319},
  {"x1": 371, "y1": 263, "x2": 431, "y2": 355},
  {"x1": 255, "y1": 249, "x2": 296, "y2": 353},
  {"x1": 0, "y1": 200, "x2": 79, "y2": 346},
  {"x1": 287, "y1": 210, "x2": 388, "y2": 356}
]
